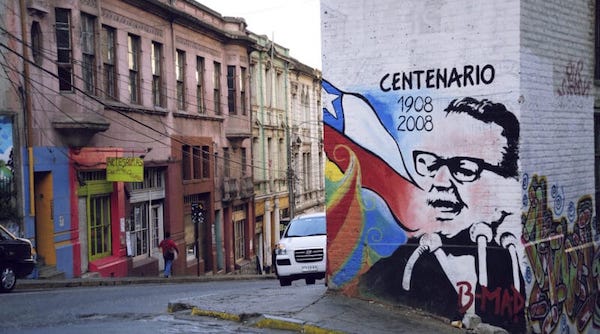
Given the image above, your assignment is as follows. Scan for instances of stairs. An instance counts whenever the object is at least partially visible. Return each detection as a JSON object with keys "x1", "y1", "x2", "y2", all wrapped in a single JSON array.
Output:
[{"x1": 37, "y1": 265, "x2": 66, "y2": 280}]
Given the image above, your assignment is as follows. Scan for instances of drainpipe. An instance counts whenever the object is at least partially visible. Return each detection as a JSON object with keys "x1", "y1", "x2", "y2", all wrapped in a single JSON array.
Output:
[{"x1": 19, "y1": 0, "x2": 35, "y2": 217}]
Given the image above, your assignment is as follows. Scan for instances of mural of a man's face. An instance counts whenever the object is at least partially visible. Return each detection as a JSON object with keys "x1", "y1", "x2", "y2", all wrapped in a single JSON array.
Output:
[{"x1": 408, "y1": 110, "x2": 513, "y2": 237}]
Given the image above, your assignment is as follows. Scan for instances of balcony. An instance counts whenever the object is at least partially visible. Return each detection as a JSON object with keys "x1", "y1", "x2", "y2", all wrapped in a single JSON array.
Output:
[
  {"x1": 223, "y1": 176, "x2": 254, "y2": 202},
  {"x1": 239, "y1": 176, "x2": 254, "y2": 199},
  {"x1": 222, "y1": 178, "x2": 238, "y2": 202}
]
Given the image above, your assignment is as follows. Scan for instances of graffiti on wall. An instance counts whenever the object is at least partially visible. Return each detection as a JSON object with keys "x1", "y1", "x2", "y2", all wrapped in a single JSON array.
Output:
[
  {"x1": 0, "y1": 115, "x2": 18, "y2": 235},
  {"x1": 323, "y1": 78, "x2": 526, "y2": 331},
  {"x1": 522, "y1": 174, "x2": 599, "y2": 333},
  {"x1": 556, "y1": 60, "x2": 591, "y2": 97}
]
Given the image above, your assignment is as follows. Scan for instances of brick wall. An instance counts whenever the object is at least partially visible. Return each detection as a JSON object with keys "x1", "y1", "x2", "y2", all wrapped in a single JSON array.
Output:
[{"x1": 322, "y1": 0, "x2": 599, "y2": 332}]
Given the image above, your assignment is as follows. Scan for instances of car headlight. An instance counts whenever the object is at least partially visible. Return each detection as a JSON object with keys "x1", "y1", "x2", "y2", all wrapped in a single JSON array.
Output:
[{"x1": 275, "y1": 243, "x2": 287, "y2": 255}]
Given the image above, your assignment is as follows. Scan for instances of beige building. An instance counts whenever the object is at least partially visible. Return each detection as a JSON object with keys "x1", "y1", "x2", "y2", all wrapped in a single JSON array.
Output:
[{"x1": 249, "y1": 33, "x2": 323, "y2": 273}]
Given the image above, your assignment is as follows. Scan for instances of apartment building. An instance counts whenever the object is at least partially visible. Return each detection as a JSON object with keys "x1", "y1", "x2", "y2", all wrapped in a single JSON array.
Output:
[
  {"x1": 2, "y1": 0, "x2": 256, "y2": 278},
  {"x1": 250, "y1": 33, "x2": 323, "y2": 273}
]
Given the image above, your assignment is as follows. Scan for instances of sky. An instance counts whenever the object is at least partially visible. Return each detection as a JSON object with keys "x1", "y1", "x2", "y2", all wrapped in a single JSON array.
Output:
[{"x1": 196, "y1": 0, "x2": 322, "y2": 69}]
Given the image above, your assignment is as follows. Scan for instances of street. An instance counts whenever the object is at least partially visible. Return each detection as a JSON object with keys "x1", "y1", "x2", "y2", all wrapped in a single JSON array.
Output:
[{"x1": 0, "y1": 279, "x2": 296, "y2": 334}]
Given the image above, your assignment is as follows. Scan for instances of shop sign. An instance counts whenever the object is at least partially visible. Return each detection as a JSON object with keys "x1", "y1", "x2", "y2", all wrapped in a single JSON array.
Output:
[{"x1": 106, "y1": 157, "x2": 143, "y2": 182}]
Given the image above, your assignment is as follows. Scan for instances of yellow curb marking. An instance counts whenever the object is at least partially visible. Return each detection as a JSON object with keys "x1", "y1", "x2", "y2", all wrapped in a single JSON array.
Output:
[{"x1": 191, "y1": 307, "x2": 241, "y2": 322}]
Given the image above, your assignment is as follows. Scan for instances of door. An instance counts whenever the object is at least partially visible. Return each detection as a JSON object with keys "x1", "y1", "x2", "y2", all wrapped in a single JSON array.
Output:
[
  {"x1": 150, "y1": 204, "x2": 164, "y2": 270},
  {"x1": 34, "y1": 172, "x2": 55, "y2": 265}
]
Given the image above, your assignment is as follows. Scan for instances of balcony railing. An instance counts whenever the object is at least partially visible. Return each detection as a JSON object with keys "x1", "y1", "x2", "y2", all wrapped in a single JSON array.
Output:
[{"x1": 223, "y1": 176, "x2": 254, "y2": 201}]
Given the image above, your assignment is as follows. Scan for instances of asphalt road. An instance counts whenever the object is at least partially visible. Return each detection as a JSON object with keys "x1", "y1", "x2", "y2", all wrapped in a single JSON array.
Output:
[{"x1": 1, "y1": 280, "x2": 294, "y2": 334}]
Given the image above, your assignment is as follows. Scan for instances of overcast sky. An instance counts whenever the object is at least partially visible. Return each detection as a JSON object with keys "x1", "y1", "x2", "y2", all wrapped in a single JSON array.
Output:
[{"x1": 196, "y1": 0, "x2": 322, "y2": 69}]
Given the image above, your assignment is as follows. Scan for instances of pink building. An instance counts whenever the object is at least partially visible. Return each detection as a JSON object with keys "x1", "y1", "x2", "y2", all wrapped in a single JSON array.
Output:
[{"x1": 8, "y1": 0, "x2": 256, "y2": 278}]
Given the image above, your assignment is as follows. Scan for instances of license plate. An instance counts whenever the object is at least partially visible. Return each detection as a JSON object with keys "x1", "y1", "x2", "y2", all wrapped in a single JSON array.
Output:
[{"x1": 302, "y1": 265, "x2": 318, "y2": 272}]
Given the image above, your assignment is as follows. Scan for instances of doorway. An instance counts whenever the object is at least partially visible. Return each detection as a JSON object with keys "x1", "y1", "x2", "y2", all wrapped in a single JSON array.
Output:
[{"x1": 34, "y1": 172, "x2": 55, "y2": 265}]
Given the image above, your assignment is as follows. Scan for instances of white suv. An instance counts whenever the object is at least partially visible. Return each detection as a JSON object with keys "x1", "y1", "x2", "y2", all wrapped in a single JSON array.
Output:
[{"x1": 274, "y1": 212, "x2": 326, "y2": 286}]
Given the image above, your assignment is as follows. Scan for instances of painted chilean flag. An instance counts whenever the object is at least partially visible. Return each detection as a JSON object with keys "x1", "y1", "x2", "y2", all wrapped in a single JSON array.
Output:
[{"x1": 322, "y1": 80, "x2": 418, "y2": 234}]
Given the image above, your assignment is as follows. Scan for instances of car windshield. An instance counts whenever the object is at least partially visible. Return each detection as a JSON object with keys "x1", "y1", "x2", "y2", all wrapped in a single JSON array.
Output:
[
  {"x1": 0, "y1": 225, "x2": 15, "y2": 241},
  {"x1": 284, "y1": 216, "x2": 326, "y2": 237}
]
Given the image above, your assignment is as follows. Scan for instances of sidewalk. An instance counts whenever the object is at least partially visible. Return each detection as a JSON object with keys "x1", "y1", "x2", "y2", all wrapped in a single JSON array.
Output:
[
  {"x1": 15, "y1": 275, "x2": 492, "y2": 334},
  {"x1": 168, "y1": 282, "x2": 467, "y2": 334}
]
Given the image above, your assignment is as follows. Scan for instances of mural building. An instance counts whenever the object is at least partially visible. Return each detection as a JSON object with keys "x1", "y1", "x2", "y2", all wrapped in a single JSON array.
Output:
[{"x1": 321, "y1": 1, "x2": 599, "y2": 333}]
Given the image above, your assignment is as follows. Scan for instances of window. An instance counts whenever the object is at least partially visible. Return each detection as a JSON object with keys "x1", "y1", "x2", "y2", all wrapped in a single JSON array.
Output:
[
  {"x1": 176, "y1": 50, "x2": 186, "y2": 110},
  {"x1": 223, "y1": 147, "x2": 230, "y2": 178},
  {"x1": 55, "y1": 8, "x2": 73, "y2": 91},
  {"x1": 130, "y1": 168, "x2": 164, "y2": 190},
  {"x1": 265, "y1": 67, "x2": 272, "y2": 106},
  {"x1": 303, "y1": 153, "x2": 311, "y2": 191},
  {"x1": 196, "y1": 56, "x2": 205, "y2": 113},
  {"x1": 276, "y1": 72, "x2": 282, "y2": 107},
  {"x1": 279, "y1": 138, "x2": 285, "y2": 178},
  {"x1": 234, "y1": 218, "x2": 246, "y2": 261},
  {"x1": 152, "y1": 42, "x2": 163, "y2": 107},
  {"x1": 81, "y1": 14, "x2": 96, "y2": 94},
  {"x1": 240, "y1": 67, "x2": 247, "y2": 115},
  {"x1": 227, "y1": 65, "x2": 236, "y2": 114},
  {"x1": 102, "y1": 26, "x2": 116, "y2": 99},
  {"x1": 182, "y1": 145, "x2": 191, "y2": 180},
  {"x1": 241, "y1": 147, "x2": 247, "y2": 176},
  {"x1": 89, "y1": 195, "x2": 111, "y2": 259},
  {"x1": 193, "y1": 146, "x2": 201, "y2": 179},
  {"x1": 182, "y1": 145, "x2": 209, "y2": 181},
  {"x1": 129, "y1": 203, "x2": 149, "y2": 257},
  {"x1": 202, "y1": 146, "x2": 210, "y2": 178},
  {"x1": 31, "y1": 22, "x2": 42, "y2": 65},
  {"x1": 213, "y1": 61, "x2": 221, "y2": 114},
  {"x1": 128, "y1": 34, "x2": 140, "y2": 103}
]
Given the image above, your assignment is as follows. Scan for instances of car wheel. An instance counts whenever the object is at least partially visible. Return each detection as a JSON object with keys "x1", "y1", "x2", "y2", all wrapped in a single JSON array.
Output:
[
  {"x1": 305, "y1": 278, "x2": 316, "y2": 285},
  {"x1": 0, "y1": 266, "x2": 16, "y2": 292},
  {"x1": 279, "y1": 278, "x2": 292, "y2": 287}
]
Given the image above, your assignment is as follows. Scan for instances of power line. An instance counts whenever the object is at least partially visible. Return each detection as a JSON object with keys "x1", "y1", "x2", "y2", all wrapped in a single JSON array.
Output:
[{"x1": 0, "y1": 8, "x2": 323, "y2": 180}]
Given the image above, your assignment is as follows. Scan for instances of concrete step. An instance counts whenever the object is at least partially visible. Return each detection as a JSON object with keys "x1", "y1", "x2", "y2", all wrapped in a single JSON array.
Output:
[{"x1": 37, "y1": 265, "x2": 66, "y2": 280}]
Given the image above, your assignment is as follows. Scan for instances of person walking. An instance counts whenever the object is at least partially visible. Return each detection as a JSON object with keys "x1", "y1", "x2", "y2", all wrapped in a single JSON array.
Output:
[{"x1": 159, "y1": 232, "x2": 178, "y2": 278}]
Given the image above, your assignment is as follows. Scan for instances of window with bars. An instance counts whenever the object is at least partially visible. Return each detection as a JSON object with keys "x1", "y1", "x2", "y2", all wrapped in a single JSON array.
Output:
[
  {"x1": 128, "y1": 34, "x2": 140, "y2": 103},
  {"x1": 152, "y1": 42, "x2": 163, "y2": 107},
  {"x1": 196, "y1": 56, "x2": 205, "y2": 113},
  {"x1": 55, "y1": 8, "x2": 73, "y2": 91},
  {"x1": 227, "y1": 65, "x2": 236, "y2": 114},
  {"x1": 129, "y1": 168, "x2": 164, "y2": 190},
  {"x1": 213, "y1": 61, "x2": 221, "y2": 114},
  {"x1": 81, "y1": 14, "x2": 96, "y2": 95},
  {"x1": 89, "y1": 195, "x2": 111, "y2": 259},
  {"x1": 102, "y1": 26, "x2": 117, "y2": 99},
  {"x1": 176, "y1": 49, "x2": 186, "y2": 110}
]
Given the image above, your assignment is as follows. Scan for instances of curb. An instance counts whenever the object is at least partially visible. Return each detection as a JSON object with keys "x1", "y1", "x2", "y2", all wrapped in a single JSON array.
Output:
[
  {"x1": 15, "y1": 274, "x2": 276, "y2": 291},
  {"x1": 168, "y1": 302, "x2": 344, "y2": 334}
]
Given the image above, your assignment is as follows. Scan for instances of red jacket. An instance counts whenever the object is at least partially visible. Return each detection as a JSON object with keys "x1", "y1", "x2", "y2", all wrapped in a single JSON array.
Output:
[{"x1": 159, "y1": 239, "x2": 177, "y2": 255}]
